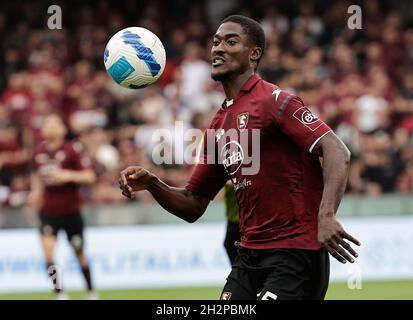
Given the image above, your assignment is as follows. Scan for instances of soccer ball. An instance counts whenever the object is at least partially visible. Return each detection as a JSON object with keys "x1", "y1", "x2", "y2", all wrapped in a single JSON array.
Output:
[{"x1": 104, "y1": 27, "x2": 166, "y2": 89}]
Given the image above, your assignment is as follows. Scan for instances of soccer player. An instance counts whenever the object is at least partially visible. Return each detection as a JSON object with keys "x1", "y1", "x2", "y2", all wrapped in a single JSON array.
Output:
[
  {"x1": 29, "y1": 113, "x2": 98, "y2": 300},
  {"x1": 119, "y1": 15, "x2": 360, "y2": 300}
]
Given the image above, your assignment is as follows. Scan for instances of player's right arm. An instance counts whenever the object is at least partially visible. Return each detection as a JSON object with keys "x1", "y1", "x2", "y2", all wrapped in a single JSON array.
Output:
[
  {"x1": 119, "y1": 166, "x2": 210, "y2": 223},
  {"x1": 121, "y1": 124, "x2": 228, "y2": 223}
]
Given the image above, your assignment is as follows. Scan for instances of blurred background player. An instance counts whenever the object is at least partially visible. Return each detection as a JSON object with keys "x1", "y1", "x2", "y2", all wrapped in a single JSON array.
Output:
[
  {"x1": 223, "y1": 183, "x2": 241, "y2": 265},
  {"x1": 28, "y1": 113, "x2": 97, "y2": 300}
]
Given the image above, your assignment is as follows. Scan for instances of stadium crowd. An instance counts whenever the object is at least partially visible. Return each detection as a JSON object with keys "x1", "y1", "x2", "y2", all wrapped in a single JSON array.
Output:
[{"x1": 1, "y1": 0, "x2": 413, "y2": 210}]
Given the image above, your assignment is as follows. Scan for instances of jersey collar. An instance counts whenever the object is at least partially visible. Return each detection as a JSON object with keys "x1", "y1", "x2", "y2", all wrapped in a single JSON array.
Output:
[
  {"x1": 240, "y1": 73, "x2": 261, "y2": 92},
  {"x1": 221, "y1": 74, "x2": 261, "y2": 109}
]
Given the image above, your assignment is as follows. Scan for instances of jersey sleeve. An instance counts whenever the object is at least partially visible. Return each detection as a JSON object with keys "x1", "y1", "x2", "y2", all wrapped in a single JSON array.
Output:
[
  {"x1": 270, "y1": 90, "x2": 332, "y2": 152},
  {"x1": 185, "y1": 130, "x2": 229, "y2": 200}
]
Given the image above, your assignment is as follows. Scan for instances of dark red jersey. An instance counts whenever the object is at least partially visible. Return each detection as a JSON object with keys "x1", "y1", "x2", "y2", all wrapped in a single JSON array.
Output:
[
  {"x1": 186, "y1": 74, "x2": 332, "y2": 250},
  {"x1": 33, "y1": 141, "x2": 91, "y2": 216}
]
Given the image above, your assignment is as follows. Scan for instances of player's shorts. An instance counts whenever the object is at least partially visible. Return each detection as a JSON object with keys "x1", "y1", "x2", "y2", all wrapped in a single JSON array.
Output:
[
  {"x1": 220, "y1": 245, "x2": 330, "y2": 300},
  {"x1": 39, "y1": 212, "x2": 85, "y2": 251}
]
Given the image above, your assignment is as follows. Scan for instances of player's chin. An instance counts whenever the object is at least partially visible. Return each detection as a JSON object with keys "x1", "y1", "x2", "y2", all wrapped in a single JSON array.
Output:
[{"x1": 211, "y1": 69, "x2": 230, "y2": 82}]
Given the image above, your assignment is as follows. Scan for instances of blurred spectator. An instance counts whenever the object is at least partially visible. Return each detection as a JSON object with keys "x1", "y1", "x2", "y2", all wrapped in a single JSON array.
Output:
[
  {"x1": 292, "y1": 3, "x2": 324, "y2": 43},
  {"x1": 180, "y1": 42, "x2": 211, "y2": 111},
  {"x1": 354, "y1": 86, "x2": 389, "y2": 133},
  {"x1": 0, "y1": 121, "x2": 29, "y2": 187},
  {"x1": 260, "y1": 6, "x2": 289, "y2": 38},
  {"x1": 259, "y1": 45, "x2": 288, "y2": 84}
]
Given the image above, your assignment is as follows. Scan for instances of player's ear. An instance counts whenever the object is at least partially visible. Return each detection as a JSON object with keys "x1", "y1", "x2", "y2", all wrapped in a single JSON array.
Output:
[{"x1": 250, "y1": 46, "x2": 262, "y2": 65}]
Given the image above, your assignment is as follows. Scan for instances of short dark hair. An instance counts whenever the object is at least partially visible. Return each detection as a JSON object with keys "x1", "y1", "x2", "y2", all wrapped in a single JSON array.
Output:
[{"x1": 221, "y1": 15, "x2": 266, "y2": 69}]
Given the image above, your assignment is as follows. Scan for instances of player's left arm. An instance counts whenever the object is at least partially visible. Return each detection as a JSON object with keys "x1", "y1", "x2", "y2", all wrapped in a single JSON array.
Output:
[
  {"x1": 272, "y1": 91, "x2": 360, "y2": 264},
  {"x1": 53, "y1": 168, "x2": 96, "y2": 185},
  {"x1": 312, "y1": 132, "x2": 361, "y2": 264}
]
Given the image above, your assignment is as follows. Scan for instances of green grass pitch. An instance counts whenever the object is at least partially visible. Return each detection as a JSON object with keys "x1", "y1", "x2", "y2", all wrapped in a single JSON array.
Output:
[{"x1": 0, "y1": 280, "x2": 412, "y2": 300}]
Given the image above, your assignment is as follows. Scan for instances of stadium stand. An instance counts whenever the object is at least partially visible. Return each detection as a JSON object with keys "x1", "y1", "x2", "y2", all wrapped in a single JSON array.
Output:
[{"x1": 1, "y1": 0, "x2": 413, "y2": 215}]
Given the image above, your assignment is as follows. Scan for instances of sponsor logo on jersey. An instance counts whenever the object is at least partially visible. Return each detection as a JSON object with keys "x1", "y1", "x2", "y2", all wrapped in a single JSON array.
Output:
[
  {"x1": 292, "y1": 107, "x2": 322, "y2": 131},
  {"x1": 220, "y1": 140, "x2": 253, "y2": 189},
  {"x1": 272, "y1": 88, "x2": 282, "y2": 101},
  {"x1": 237, "y1": 112, "x2": 249, "y2": 130},
  {"x1": 234, "y1": 178, "x2": 252, "y2": 191},
  {"x1": 221, "y1": 140, "x2": 244, "y2": 176}
]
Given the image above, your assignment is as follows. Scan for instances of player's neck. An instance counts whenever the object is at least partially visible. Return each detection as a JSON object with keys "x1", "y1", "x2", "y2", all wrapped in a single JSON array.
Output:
[
  {"x1": 45, "y1": 137, "x2": 64, "y2": 152},
  {"x1": 221, "y1": 69, "x2": 255, "y2": 100}
]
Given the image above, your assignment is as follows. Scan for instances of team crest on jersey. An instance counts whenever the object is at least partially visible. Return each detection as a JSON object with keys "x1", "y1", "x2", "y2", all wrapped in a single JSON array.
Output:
[
  {"x1": 292, "y1": 107, "x2": 322, "y2": 131},
  {"x1": 221, "y1": 141, "x2": 244, "y2": 176},
  {"x1": 237, "y1": 112, "x2": 249, "y2": 130}
]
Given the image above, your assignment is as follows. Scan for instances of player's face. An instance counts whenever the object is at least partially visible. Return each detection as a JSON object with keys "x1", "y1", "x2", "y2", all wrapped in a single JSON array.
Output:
[
  {"x1": 211, "y1": 22, "x2": 254, "y2": 81},
  {"x1": 42, "y1": 115, "x2": 67, "y2": 140}
]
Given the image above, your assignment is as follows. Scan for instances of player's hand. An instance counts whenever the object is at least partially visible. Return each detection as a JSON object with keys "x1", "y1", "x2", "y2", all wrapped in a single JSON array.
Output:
[
  {"x1": 119, "y1": 166, "x2": 154, "y2": 199},
  {"x1": 318, "y1": 215, "x2": 361, "y2": 264}
]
